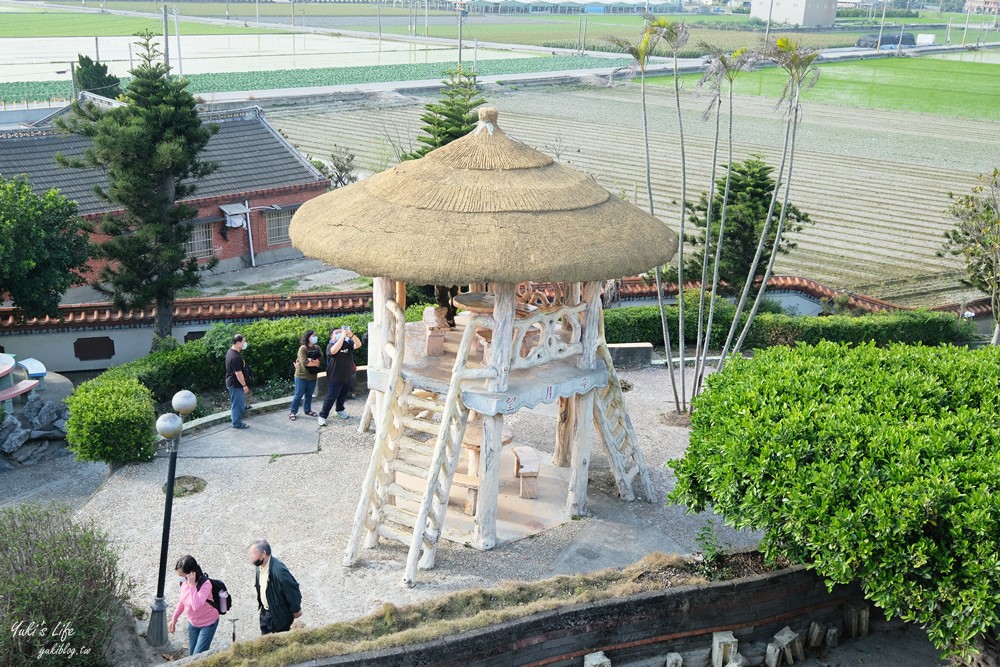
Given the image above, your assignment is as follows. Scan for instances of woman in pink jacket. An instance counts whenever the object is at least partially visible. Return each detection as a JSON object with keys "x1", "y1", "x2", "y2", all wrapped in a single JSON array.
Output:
[{"x1": 169, "y1": 555, "x2": 220, "y2": 655}]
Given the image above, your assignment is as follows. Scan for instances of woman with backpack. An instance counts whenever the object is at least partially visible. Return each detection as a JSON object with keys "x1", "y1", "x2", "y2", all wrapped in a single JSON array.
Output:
[
  {"x1": 170, "y1": 555, "x2": 220, "y2": 655},
  {"x1": 290, "y1": 329, "x2": 324, "y2": 421}
]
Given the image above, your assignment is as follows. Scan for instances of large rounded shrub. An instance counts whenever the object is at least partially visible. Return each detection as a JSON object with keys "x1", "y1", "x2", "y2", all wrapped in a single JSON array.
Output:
[
  {"x1": 670, "y1": 342, "x2": 1000, "y2": 661},
  {"x1": 65, "y1": 375, "x2": 156, "y2": 465},
  {"x1": 0, "y1": 503, "x2": 135, "y2": 666}
]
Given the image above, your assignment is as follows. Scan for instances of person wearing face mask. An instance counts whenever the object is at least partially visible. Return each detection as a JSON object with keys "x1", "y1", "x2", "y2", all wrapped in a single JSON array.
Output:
[
  {"x1": 226, "y1": 333, "x2": 251, "y2": 430},
  {"x1": 169, "y1": 555, "x2": 220, "y2": 655},
  {"x1": 290, "y1": 329, "x2": 324, "y2": 421},
  {"x1": 249, "y1": 539, "x2": 302, "y2": 635}
]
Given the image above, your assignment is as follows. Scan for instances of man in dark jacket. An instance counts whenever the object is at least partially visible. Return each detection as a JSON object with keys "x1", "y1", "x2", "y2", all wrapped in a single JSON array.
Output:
[{"x1": 248, "y1": 539, "x2": 302, "y2": 634}]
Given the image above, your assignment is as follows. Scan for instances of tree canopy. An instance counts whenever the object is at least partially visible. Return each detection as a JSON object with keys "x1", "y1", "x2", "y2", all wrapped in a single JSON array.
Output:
[
  {"x1": 685, "y1": 155, "x2": 811, "y2": 296},
  {"x1": 58, "y1": 32, "x2": 217, "y2": 349},
  {"x1": 0, "y1": 176, "x2": 91, "y2": 318},
  {"x1": 401, "y1": 69, "x2": 485, "y2": 161},
  {"x1": 941, "y1": 167, "x2": 1000, "y2": 345},
  {"x1": 75, "y1": 54, "x2": 121, "y2": 99}
]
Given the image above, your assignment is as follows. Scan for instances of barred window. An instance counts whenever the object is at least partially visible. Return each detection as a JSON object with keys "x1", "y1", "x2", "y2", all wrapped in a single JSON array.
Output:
[
  {"x1": 185, "y1": 222, "x2": 214, "y2": 259},
  {"x1": 266, "y1": 208, "x2": 293, "y2": 246}
]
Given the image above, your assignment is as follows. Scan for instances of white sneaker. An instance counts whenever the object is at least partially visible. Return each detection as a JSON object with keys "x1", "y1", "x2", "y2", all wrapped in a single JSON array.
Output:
[
  {"x1": 336, "y1": 411, "x2": 349, "y2": 420},
  {"x1": 317, "y1": 416, "x2": 327, "y2": 426}
]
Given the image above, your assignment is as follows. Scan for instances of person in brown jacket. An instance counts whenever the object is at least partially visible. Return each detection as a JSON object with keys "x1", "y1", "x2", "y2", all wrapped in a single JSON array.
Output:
[{"x1": 289, "y1": 329, "x2": 323, "y2": 421}]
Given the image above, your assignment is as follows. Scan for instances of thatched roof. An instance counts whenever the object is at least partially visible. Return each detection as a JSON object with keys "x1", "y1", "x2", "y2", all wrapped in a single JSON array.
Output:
[{"x1": 290, "y1": 107, "x2": 677, "y2": 285}]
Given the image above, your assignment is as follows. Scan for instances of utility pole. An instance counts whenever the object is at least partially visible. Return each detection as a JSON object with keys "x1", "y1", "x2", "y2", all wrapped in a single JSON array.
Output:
[
  {"x1": 174, "y1": 6, "x2": 183, "y2": 77},
  {"x1": 764, "y1": 0, "x2": 775, "y2": 43},
  {"x1": 69, "y1": 61, "x2": 78, "y2": 100},
  {"x1": 162, "y1": 4, "x2": 170, "y2": 71},
  {"x1": 95, "y1": 36, "x2": 100, "y2": 62},
  {"x1": 875, "y1": 0, "x2": 888, "y2": 51},
  {"x1": 945, "y1": 18, "x2": 951, "y2": 45},
  {"x1": 962, "y1": 5, "x2": 970, "y2": 47}
]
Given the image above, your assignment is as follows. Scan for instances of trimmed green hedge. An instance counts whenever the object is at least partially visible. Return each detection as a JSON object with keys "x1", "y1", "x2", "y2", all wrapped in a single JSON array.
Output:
[
  {"x1": 65, "y1": 375, "x2": 156, "y2": 465},
  {"x1": 669, "y1": 342, "x2": 1000, "y2": 659}
]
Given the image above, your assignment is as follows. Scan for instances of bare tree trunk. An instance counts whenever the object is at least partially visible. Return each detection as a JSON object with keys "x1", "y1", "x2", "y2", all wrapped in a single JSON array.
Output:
[
  {"x1": 956, "y1": 629, "x2": 1000, "y2": 667},
  {"x1": 641, "y1": 66, "x2": 681, "y2": 413},
  {"x1": 672, "y1": 49, "x2": 688, "y2": 412},
  {"x1": 716, "y1": 92, "x2": 794, "y2": 373},
  {"x1": 992, "y1": 320, "x2": 999, "y2": 346},
  {"x1": 152, "y1": 174, "x2": 178, "y2": 351},
  {"x1": 733, "y1": 95, "x2": 802, "y2": 356},
  {"x1": 691, "y1": 97, "x2": 721, "y2": 410},
  {"x1": 696, "y1": 83, "x2": 737, "y2": 397}
]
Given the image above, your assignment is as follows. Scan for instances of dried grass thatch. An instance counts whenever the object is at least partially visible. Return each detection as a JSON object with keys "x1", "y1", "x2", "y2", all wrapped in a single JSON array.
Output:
[{"x1": 290, "y1": 107, "x2": 678, "y2": 285}]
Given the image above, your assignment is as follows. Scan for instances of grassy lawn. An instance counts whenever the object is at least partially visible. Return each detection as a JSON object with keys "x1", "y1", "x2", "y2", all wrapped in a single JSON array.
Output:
[
  {"x1": 45, "y1": 0, "x2": 450, "y2": 17},
  {"x1": 649, "y1": 56, "x2": 1000, "y2": 122},
  {"x1": 0, "y1": 11, "x2": 282, "y2": 37}
]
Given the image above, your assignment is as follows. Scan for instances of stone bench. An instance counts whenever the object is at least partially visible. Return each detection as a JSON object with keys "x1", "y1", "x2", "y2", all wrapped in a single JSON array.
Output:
[
  {"x1": 16, "y1": 358, "x2": 47, "y2": 391},
  {"x1": 512, "y1": 445, "x2": 540, "y2": 499},
  {"x1": 0, "y1": 379, "x2": 40, "y2": 413}
]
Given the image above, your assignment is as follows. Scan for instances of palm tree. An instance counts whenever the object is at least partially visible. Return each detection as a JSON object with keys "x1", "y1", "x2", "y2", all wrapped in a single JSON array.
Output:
[
  {"x1": 607, "y1": 27, "x2": 682, "y2": 413},
  {"x1": 648, "y1": 16, "x2": 690, "y2": 411},
  {"x1": 692, "y1": 46, "x2": 753, "y2": 398},
  {"x1": 716, "y1": 38, "x2": 818, "y2": 371},
  {"x1": 729, "y1": 38, "x2": 819, "y2": 359}
]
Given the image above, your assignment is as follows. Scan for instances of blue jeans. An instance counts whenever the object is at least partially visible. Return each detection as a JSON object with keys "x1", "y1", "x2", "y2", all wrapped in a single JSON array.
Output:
[
  {"x1": 229, "y1": 386, "x2": 246, "y2": 427},
  {"x1": 290, "y1": 377, "x2": 317, "y2": 415},
  {"x1": 188, "y1": 618, "x2": 219, "y2": 655}
]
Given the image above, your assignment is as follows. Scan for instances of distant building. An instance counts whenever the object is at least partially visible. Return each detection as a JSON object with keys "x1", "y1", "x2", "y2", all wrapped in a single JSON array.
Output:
[
  {"x1": 751, "y1": 0, "x2": 837, "y2": 26},
  {"x1": 0, "y1": 97, "x2": 329, "y2": 278},
  {"x1": 965, "y1": 0, "x2": 999, "y2": 13}
]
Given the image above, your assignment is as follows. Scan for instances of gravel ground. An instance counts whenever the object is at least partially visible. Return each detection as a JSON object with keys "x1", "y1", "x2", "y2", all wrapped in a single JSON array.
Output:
[
  {"x1": 75, "y1": 366, "x2": 754, "y2": 654},
  {"x1": 0, "y1": 448, "x2": 107, "y2": 511}
]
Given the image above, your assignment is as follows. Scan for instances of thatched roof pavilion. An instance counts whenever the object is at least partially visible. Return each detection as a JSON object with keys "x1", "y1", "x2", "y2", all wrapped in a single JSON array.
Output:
[
  {"x1": 290, "y1": 107, "x2": 676, "y2": 285},
  {"x1": 289, "y1": 107, "x2": 677, "y2": 587}
]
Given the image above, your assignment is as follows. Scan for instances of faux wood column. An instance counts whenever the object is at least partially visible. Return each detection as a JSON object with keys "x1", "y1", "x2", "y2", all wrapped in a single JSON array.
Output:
[
  {"x1": 566, "y1": 281, "x2": 602, "y2": 517},
  {"x1": 395, "y1": 281, "x2": 407, "y2": 311},
  {"x1": 474, "y1": 282, "x2": 515, "y2": 550},
  {"x1": 554, "y1": 282, "x2": 583, "y2": 467}
]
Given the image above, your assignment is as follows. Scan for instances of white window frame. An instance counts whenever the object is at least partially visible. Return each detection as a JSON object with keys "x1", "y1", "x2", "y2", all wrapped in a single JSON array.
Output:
[{"x1": 265, "y1": 207, "x2": 294, "y2": 246}]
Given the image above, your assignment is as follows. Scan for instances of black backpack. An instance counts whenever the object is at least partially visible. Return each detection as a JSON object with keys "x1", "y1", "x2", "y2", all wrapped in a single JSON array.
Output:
[{"x1": 196, "y1": 574, "x2": 233, "y2": 615}]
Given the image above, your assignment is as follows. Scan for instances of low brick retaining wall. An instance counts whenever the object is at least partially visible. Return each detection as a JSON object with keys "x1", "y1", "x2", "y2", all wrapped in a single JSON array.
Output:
[{"x1": 291, "y1": 566, "x2": 861, "y2": 667}]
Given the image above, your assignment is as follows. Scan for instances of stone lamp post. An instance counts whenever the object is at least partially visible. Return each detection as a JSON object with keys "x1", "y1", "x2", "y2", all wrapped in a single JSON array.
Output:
[{"x1": 147, "y1": 389, "x2": 197, "y2": 648}]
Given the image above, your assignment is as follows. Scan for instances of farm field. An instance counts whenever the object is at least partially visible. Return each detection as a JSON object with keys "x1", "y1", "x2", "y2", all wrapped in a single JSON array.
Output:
[
  {"x1": 44, "y1": 0, "x2": 452, "y2": 17},
  {"x1": 0, "y1": 7, "x2": 279, "y2": 37},
  {"x1": 266, "y1": 83, "x2": 997, "y2": 306},
  {"x1": 651, "y1": 57, "x2": 1000, "y2": 122}
]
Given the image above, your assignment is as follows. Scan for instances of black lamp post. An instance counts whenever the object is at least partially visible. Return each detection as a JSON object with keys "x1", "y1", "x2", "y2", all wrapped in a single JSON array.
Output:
[{"x1": 146, "y1": 389, "x2": 197, "y2": 648}]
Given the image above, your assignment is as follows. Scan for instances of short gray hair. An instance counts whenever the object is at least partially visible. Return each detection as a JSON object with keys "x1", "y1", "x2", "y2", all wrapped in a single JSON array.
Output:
[{"x1": 250, "y1": 539, "x2": 271, "y2": 556}]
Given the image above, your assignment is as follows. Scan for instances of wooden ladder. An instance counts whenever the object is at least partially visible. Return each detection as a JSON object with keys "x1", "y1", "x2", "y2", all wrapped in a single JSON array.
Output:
[
  {"x1": 345, "y1": 312, "x2": 496, "y2": 587},
  {"x1": 592, "y1": 341, "x2": 656, "y2": 502}
]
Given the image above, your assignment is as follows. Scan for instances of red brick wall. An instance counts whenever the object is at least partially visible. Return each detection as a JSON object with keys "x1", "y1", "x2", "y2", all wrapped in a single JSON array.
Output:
[{"x1": 79, "y1": 181, "x2": 329, "y2": 278}]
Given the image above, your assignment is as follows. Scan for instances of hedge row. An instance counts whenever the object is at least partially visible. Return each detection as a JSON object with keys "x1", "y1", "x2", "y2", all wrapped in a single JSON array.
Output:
[
  {"x1": 65, "y1": 300, "x2": 973, "y2": 464},
  {"x1": 669, "y1": 342, "x2": 1000, "y2": 659}
]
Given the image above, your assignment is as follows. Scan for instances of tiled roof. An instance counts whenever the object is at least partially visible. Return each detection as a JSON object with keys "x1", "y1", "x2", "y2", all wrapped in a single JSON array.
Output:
[
  {"x1": 0, "y1": 292, "x2": 372, "y2": 333},
  {"x1": 0, "y1": 277, "x2": 990, "y2": 334},
  {"x1": 0, "y1": 107, "x2": 325, "y2": 216}
]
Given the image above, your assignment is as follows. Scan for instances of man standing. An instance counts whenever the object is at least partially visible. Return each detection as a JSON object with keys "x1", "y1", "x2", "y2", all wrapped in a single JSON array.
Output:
[
  {"x1": 226, "y1": 334, "x2": 251, "y2": 430},
  {"x1": 318, "y1": 325, "x2": 362, "y2": 426},
  {"x1": 249, "y1": 539, "x2": 302, "y2": 635}
]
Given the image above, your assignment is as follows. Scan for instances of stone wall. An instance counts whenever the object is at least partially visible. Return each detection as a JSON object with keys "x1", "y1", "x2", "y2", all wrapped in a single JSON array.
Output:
[{"x1": 291, "y1": 567, "x2": 862, "y2": 667}]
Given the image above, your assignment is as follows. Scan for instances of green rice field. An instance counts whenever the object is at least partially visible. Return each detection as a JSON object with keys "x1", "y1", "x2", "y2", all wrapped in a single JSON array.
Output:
[
  {"x1": 649, "y1": 57, "x2": 1000, "y2": 122},
  {"x1": 45, "y1": 0, "x2": 451, "y2": 17},
  {"x1": 0, "y1": 10, "x2": 281, "y2": 37}
]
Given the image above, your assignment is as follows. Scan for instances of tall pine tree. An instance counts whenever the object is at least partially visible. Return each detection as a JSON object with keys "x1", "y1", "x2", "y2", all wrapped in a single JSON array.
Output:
[
  {"x1": 402, "y1": 69, "x2": 485, "y2": 161},
  {"x1": 401, "y1": 68, "x2": 486, "y2": 317},
  {"x1": 58, "y1": 33, "x2": 217, "y2": 350}
]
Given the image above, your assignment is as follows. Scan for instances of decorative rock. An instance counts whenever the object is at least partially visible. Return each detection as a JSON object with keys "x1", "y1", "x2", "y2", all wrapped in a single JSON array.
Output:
[
  {"x1": 725, "y1": 654, "x2": 750, "y2": 667},
  {"x1": 664, "y1": 653, "x2": 683, "y2": 667},
  {"x1": 807, "y1": 621, "x2": 827, "y2": 648},
  {"x1": 764, "y1": 643, "x2": 783, "y2": 667},
  {"x1": 773, "y1": 627, "x2": 804, "y2": 664},
  {"x1": 21, "y1": 393, "x2": 43, "y2": 421},
  {"x1": 583, "y1": 651, "x2": 612, "y2": 667},
  {"x1": 53, "y1": 418, "x2": 68, "y2": 433},
  {"x1": 1, "y1": 414, "x2": 30, "y2": 454},
  {"x1": 60, "y1": 406, "x2": 70, "y2": 422},
  {"x1": 29, "y1": 429, "x2": 65, "y2": 441},
  {"x1": 713, "y1": 631, "x2": 739, "y2": 667},
  {"x1": 13, "y1": 441, "x2": 49, "y2": 465},
  {"x1": 825, "y1": 626, "x2": 840, "y2": 648},
  {"x1": 30, "y1": 400, "x2": 60, "y2": 430}
]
